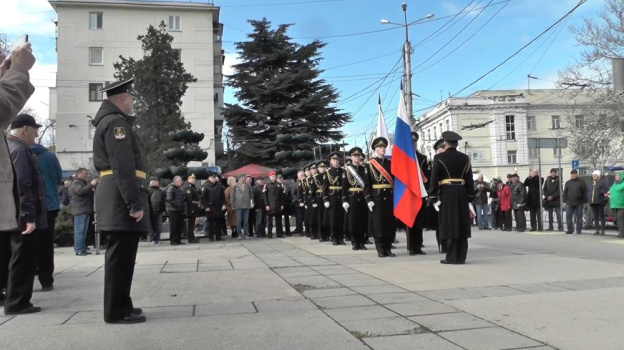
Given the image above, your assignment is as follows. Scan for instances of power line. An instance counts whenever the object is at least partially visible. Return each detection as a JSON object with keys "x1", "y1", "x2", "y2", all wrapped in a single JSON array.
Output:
[
  {"x1": 412, "y1": 0, "x2": 478, "y2": 48},
  {"x1": 323, "y1": 49, "x2": 401, "y2": 71},
  {"x1": 219, "y1": 0, "x2": 351, "y2": 8}
]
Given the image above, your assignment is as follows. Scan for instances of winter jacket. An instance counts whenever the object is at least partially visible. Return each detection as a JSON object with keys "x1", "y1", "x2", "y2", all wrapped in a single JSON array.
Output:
[
  {"x1": 166, "y1": 185, "x2": 185, "y2": 213},
  {"x1": 8, "y1": 135, "x2": 48, "y2": 229},
  {"x1": 588, "y1": 178, "x2": 609, "y2": 206},
  {"x1": 0, "y1": 65, "x2": 34, "y2": 232},
  {"x1": 543, "y1": 176, "x2": 561, "y2": 207},
  {"x1": 58, "y1": 186, "x2": 70, "y2": 206},
  {"x1": 473, "y1": 180, "x2": 490, "y2": 204},
  {"x1": 69, "y1": 178, "x2": 95, "y2": 216},
  {"x1": 201, "y1": 181, "x2": 225, "y2": 218},
  {"x1": 497, "y1": 184, "x2": 511, "y2": 212},
  {"x1": 510, "y1": 181, "x2": 527, "y2": 210},
  {"x1": 523, "y1": 175, "x2": 543, "y2": 208},
  {"x1": 230, "y1": 183, "x2": 253, "y2": 210},
  {"x1": 608, "y1": 173, "x2": 624, "y2": 209},
  {"x1": 149, "y1": 186, "x2": 166, "y2": 214},
  {"x1": 31, "y1": 143, "x2": 63, "y2": 212},
  {"x1": 264, "y1": 181, "x2": 284, "y2": 214},
  {"x1": 253, "y1": 184, "x2": 266, "y2": 209},
  {"x1": 563, "y1": 178, "x2": 587, "y2": 206}
]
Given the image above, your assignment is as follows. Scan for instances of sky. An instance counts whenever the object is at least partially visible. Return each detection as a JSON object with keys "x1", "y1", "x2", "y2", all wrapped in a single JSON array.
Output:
[{"x1": 0, "y1": 0, "x2": 605, "y2": 149}]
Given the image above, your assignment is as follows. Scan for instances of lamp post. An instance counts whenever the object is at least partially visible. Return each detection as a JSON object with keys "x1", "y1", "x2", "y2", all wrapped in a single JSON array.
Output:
[{"x1": 381, "y1": 4, "x2": 433, "y2": 131}]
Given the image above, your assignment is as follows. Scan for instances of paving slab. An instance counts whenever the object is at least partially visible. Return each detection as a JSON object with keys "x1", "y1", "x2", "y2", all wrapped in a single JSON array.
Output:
[
  {"x1": 340, "y1": 317, "x2": 422, "y2": 337},
  {"x1": 548, "y1": 279, "x2": 606, "y2": 291},
  {"x1": 284, "y1": 275, "x2": 343, "y2": 289},
  {"x1": 439, "y1": 327, "x2": 542, "y2": 350},
  {"x1": 461, "y1": 286, "x2": 527, "y2": 299},
  {"x1": 418, "y1": 288, "x2": 480, "y2": 301},
  {"x1": 143, "y1": 305, "x2": 194, "y2": 319},
  {"x1": 367, "y1": 292, "x2": 428, "y2": 304},
  {"x1": 0, "y1": 312, "x2": 75, "y2": 328},
  {"x1": 409, "y1": 312, "x2": 494, "y2": 332},
  {"x1": 279, "y1": 271, "x2": 321, "y2": 278},
  {"x1": 363, "y1": 333, "x2": 464, "y2": 350},
  {"x1": 0, "y1": 316, "x2": 15, "y2": 326},
  {"x1": 311, "y1": 295, "x2": 376, "y2": 309},
  {"x1": 302, "y1": 288, "x2": 358, "y2": 299},
  {"x1": 384, "y1": 301, "x2": 458, "y2": 316},
  {"x1": 195, "y1": 302, "x2": 256, "y2": 317},
  {"x1": 351, "y1": 285, "x2": 406, "y2": 295},
  {"x1": 324, "y1": 305, "x2": 398, "y2": 322},
  {"x1": 340, "y1": 279, "x2": 388, "y2": 287},
  {"x1": 510, "y1": 282, "x2": 572, "y2": 294},
  {"x1": 328, "y1": 273, "x2": 376, "y2": 282},
  {"x1": 64, "y1": 310, "x2": 101, "y2": 325},
  {"x1": 254, "y1": 299, "x2": 317, "y2": 312},
  {"x1": 273, "y1": 266, "x2": 314, "y2": 274}
]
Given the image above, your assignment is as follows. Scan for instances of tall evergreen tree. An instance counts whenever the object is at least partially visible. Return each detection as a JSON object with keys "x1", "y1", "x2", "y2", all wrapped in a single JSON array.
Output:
[
  {"x1": 224, "y1": 18, "x2": 350, "y2": 168},
  {"x1": 113, "y1": 22, "x2": 197, "y2": 174}
]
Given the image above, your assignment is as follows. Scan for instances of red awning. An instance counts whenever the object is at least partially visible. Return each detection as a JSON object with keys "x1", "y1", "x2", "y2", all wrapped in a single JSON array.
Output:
[{"x1": 221, "y1": 163, "x2": 273, "y2": 179}]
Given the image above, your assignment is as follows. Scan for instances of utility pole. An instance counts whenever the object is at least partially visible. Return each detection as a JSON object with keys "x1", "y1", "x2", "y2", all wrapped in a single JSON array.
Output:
[{"x1": 402, "y1": 3, "x2": 414, "y2": 130}]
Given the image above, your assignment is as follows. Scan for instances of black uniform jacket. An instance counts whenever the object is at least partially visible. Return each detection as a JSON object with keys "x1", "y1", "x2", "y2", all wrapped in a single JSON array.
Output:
[
  {"x1": 201, "y1": 181, "x2": 225, "y2": 218},
  {"x1": 264, "y1": 181, "x2": 283, "y2": 214},
  {"x1": 183, "y1": 182, "x2": 201, "y2": 216},
  {"x1": 364, "y1": 157, "x2": 395, "y2": 239},
  {"x1": 92, "y1": 100, "x2": 150, "y2": 233},
  {"x1": 413, "y1": 151, "x2": 430, "y2": 229}
]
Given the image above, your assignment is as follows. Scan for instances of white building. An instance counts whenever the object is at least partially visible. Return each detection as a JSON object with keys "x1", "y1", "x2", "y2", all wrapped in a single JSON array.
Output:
[
  {"x1": 49, "y1": 0, "x2": 224, "y2": 171},
  {"x1": 415, "y1": 89, "x2": 617, "y2": 179}
]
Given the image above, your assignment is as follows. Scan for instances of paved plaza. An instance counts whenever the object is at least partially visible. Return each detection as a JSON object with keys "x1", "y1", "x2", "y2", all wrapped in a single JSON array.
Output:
[{"x1": 2, "y1": 228, "x2": 623, "y2": 350}]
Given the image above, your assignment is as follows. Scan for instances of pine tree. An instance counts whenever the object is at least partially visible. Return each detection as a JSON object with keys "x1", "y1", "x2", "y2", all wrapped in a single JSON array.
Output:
[
  {"x1": 224, "y1": 18, "x2": 350, "y2": 168},
  {"x1": 113, "y1": 21, "x2": 197, "y2": 174}
]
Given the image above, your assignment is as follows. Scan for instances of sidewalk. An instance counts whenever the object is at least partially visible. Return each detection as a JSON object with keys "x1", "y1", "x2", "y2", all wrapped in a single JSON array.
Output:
[{"x1": 1, "y1": 228, "x2": 623, "y2": 349}]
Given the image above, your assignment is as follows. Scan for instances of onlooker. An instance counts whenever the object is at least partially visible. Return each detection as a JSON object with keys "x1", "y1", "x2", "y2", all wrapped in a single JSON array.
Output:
[
  {"x1": 264, "y1": 171, "x2": 284, "y2": 238},
  {"x1": 253, "y1": 178, "x2": 267, "y2": 237},
  {"x1": 69, "y1": 168, "x2": 96, "y2": 256},
  {"x1": 245, "y1": 175, "x2": 255, "y2": 237},
  {"x1": 148, "y1": 178, "x2": 165, "y2": 244},
  {"x1": 230, "y1": 174, "x2": 253, "y2": 240},
  {"x1": 588, "y1": 170, "x2": 608, "y2": 236},
  {"x1": 489, "y1": 178, "x2": 500, "y2": 229},
  {"x1": 182, "y1": 174, "x2": 200, "y2": 244},
  {"x1": 58, "y1": 181, "x2": 70, "y2": 208},
  {"x1": 201, "y1": 173, "x2": 226, "y2": 241},
  {"x1": 607, "y1": 172, "x2": 624, "y2": 238},
  {"x1": 166, "y1": 176, "x2": 185, "y2": 245},
  {"x1": 31, "y1": 142, "x2": 62, "y2": 291},
  {"x1": 510, "y1": 173, "x2": 527, "y2": 232},
  {"x1": 278, "y1": 174, "x2": 292, "y2": 236},
  {"x1": 224, "y1": 176, "x2": 237, "y2": 237},
  {"x1": 473, "y1": 174, "x2": 491, "y2": 230},
  {"x1": 523, "y1": 169, "x2": 544, "y2": 231},
  {"x1": 543, "y1": 168, "x2": 562, "y2": 231},
  {"x1": 7, "y1": 113, "x2": 47, "y2": 314},
  {"x1": 497, "y1": 180, "x2": 512, "y2": 231},
  {"x1": 0, "y1": 42, "x2": 37, "y2": 313},
  {"x1": 562, "y1": 169, "x2": 587, "y2": 235}
]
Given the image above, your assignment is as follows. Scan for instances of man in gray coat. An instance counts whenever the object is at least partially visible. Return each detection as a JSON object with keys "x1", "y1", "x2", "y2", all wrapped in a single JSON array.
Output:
[
  {"x1": 510, "y1": 174, "x2": 527, "y2": 232},
  {"x1": 69, "y1": 168, "x2": 97, "y2": 256},
  {"x1": 0, "y1": 44, "x2": 37, "y2": 313}
]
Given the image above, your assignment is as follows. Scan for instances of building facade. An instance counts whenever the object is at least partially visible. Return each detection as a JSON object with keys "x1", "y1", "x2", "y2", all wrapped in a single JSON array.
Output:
[
  {"x1": 415, "y1": 89, "x2": 614, "y2": 180},
  {"x1": 49, "y1": 0, "x2": 224, "y2": 171}
]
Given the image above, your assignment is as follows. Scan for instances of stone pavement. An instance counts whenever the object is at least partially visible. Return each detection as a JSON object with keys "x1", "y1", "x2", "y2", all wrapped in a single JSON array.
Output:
[{"x1": 1, "y1": 228, "x2": 623, "y2": 350}]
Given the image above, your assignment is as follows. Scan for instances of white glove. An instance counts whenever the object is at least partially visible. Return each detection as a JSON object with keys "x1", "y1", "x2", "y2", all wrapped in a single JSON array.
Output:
[
  {"x1": 299, "y1": 203, "x2": 304, "y2": 207},
  {"x1": 367, "y1": 201, "x2": 375, "y2": 212},
  {"x1": 342, "y1": 202, "x2": 349, "y2": 212},
  {"x1": 305, "y1": 205, "x2": 308, "y2": 209},
  {"x1": 312, "y1": 203, "x2": 318, "y2": 208},
  {"x1": 324, "y1": 202, "x2": 330, "y2": 208}
]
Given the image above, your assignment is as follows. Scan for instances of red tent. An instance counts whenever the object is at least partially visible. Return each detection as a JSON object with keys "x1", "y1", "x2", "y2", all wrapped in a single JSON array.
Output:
[{"x1": 221, "y1": 163, "x2": 273, "y2": 179}]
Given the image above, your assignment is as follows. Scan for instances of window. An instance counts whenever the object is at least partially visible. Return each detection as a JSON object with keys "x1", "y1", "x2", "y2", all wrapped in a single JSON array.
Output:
[
  {"x1": 578, "y1": 167, "x2": 589, "y2": 175},
  {"x1": 89, "y1": 83, "x2": 103, "y2": 101},
  {"x1": 575, "y1": 115, "x2": 584, "y2": 128},
  {"x1": 433, "y1": 126, "x2": 437, "y2": 139},
  {"x1": 439, "y1": 122, "x2": 443, "y2": 132},
  {"x1": 507, "y1": 150, "x2": 517, "y2": 164},
  {"x1": 168, "y1": 16, "x2": 181, "y2": 31},
  {"x1": 89, "y1": 47, "x2": 103, "y2": 65},
  {"x1": 469, "y1": 150, "x2": 485, "y2": 160},
  {"x1": 527, "y1": 116, "x2": 536, "y2": 131},
  {"x1": 553, "y1": 147, "x2": 562, "y2": 157},
  {"x1": 89, "y1": 123, "x2": 96, "y2": 139},
  {"x1": 427, "y1": 129, "x2": 431, "y2": 141},
  {"x1": 551, "y1": 115, "x2": 560, "y2": 129},
  {"x1": 529, "y1": 148, "x2": 539, "y2": 158},
  {"x1": 505, "y1": 115, "x2": 515, "y2": 140},
  {"x1": 173, "y1": 49, "x2": 181, "y2": 62},
  {"x1": 89, "y1": 12, "x2": 103, "y2": 30},
  {"x1": 445, "y1": 119, "x2": 450, "y2": 132}
]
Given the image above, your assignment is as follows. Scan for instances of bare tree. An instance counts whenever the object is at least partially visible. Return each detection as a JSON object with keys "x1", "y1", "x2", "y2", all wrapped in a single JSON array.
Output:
[{"x1": 0, "y1": 34, "x2": 9, "y2": 55}]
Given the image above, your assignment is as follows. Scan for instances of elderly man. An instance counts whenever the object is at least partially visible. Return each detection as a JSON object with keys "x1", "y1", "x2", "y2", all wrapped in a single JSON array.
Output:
[
  {"x1": 69, "y1": 168, "x2": 97, "y2": 256},
  {"x1": 166, "y1": 176, "x2": 186, "y2": 245},
  {"x1": 7, "y1": 113, "x2": 47, "y2": 314},
  {"x1": 524, "y1": 169, "x2": 544, "y2": 232},
  {"x1": 0, "y1": 42, "x2": 37, "y2": 313}
]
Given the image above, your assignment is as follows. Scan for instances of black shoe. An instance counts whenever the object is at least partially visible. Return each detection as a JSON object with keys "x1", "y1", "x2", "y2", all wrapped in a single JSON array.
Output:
[
  {"x1": 440, "y1": 260, "x2": 451, "y2": 264},
  {"x1": 594, "y1": 231, "x2": 600, "y2": 236},
  {"x1": 387, "y1": 251, "x2": 396, "y2": 257},
  {"x1": 378, "y1": 252, "x2": 388, "y2": 258},
  {"x1": 410, "y1": 250, "x2": 426, "y2": 255},
  {"x1": 332, "y1": 241, "x2": 339, "y2": 246},
  {"x1": 365, "y1": 239, "x2": 373, "y2": 245},
  {"x1": 76, "y1": 251, "x2": 91, "y2": 256},
  {"x1": 4, "y1": 306, "x2": 42, "y2": 315},
  {"x1": 339, "y1": 240, "x2": 347, "y2": 245},
  {"x1": 188, "y1": 239, "x2": 200, "y2": 244},
  {"x1": 132, "y1": 308, "x2": 143, "y2": 315},
  {"x1": 178, "y1": 241, "x2": 186, "y2": 245},
  {"x1": 530, "y1": 229, "x2": 537, "y2": 232},
  {"x1": 360, "y1": 244, "x2": 368, "y2": 250},
  {"x1": 215, "y1": 238, "x2": 223, "y2": 241},
  {"x1": 576, "y1": 232, "x2": 582, "y2": 235},
  {"x1": 352, "y1": 245, "x2": 359, "y2": 251},
  {"x1": 390, "y1": 245, "x2": 396, "y2": 249},
  {"x1": 42, "y1": 285, "x2": 54, "y2": 292},
  {"x1": 208, "y1": 237, "x2": 215, "y2": 242},
  {"x1": 107, "y1": 314, "x2": 146, "y2": 324},
  {"x1": 565, "y1": 231, "x2": 573, "y2": 234},
  {"x1": 600, "y1": 231, "x2": 605, "y2": 236}
]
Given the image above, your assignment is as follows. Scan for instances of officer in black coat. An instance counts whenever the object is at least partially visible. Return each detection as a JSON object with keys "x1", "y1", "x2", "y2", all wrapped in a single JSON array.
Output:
[
  {"x1": 294, "y1": 170, "x2": 307, "y2": 235},
  {"x1": 324, "y1": 152, "x2": 346, "y2": 245},
  {"x1": 365, "y1": 137, "x2": 396, "y2": 257},
  {"x1": 342, "y1": 147, "x2": 368, "y2": 250},
  {"x1": 277, "y1": 174, "x2": 292, "y2": 236},
  {"x1": 264, "y1": 170, "x2": 284, "y2": 238},
  {"x1": 428, "y1": 131, "x2": 474, "y2": 265},
  {"x1": 182, "y1": 174, "x2": 201, "y2": 243},
  {"x1": 200, "y1": 172, "x2": 226, "y2": 241},
  {"x1": 430, "y1": 138, "x2": 448, "y2": 253},
  {"x1": 304, "y1": 163, "x2": 318, "y2": 239},
  {"x1": 311, "y1": 161, "x2": 330, "y2": 242},
  {"x1": 92, "y1": 78, "x2": 148, "y2": 324},
  {"x1": 407, "y1": 132, "x2": 428, "y2": 256}
]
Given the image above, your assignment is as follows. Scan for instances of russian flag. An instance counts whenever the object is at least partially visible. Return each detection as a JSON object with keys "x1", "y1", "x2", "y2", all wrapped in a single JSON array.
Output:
[{"x1": 391, "y1": 84, "x2": 428, "y2": 228}]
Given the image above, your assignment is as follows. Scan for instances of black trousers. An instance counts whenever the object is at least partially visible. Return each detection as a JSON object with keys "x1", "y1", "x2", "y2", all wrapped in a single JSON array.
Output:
[
  {"x1": 446, "y1": 238, "x2": 468, "y2": 264},
  {"x1": 268, "y1": 213, "x2": 283, "y2": 237},
  {"x1": 513, "y1": 209, "x2": 526, "y2": 230},
  {"x1": 373, "y1": 237, "x2": 393, "y2": 255},
  {"x1": 37, "y1": 210, "x2": 57, "y2": 288},
  {"x1": 207, "y1": 218, "x2": 224, "y2": 240},
  {"x1": 283, "y1": 211, "x2": 291, "y2": 235},
  {"x1": 528, "y1": 207, "x2": 542, "y2": 230},
  {"x1": 294, "y1": 206, "x2": 304, "y2": 233},
  {"x1": 546, "y1": 206, "x2": 562, "y2": 230},
  {"x1": 435, "y1": 229, "x2": 447, "y2": 253},
  {"x1": 168, "y1": 212, "x2": 184, "y2": 243},
  {"x1": 184, "y1": 215, "x2": 197, "y2": 241},
  {"x1": 407, "y1": 227, "x2": 423, "y2": 253},
  {"x1": 502, "y1": 211, "x2": 512, "y2": 231},
  {"x1": 103, "y1": 232, "x2": 140, "y2": 322},
  {"x1": 248, "y1": 209, "x2": 255, "y2": 236},
  {"x1": 1, "y1": 229, "x2": 38, "y2": 312},
  {"x1": 591, "y1": 204, "x2": 606, "y2": 232}
]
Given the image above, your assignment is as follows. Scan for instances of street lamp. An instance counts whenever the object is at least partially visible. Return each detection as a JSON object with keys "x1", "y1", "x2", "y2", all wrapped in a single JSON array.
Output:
[{"x1": 381, "y1": 4, "x2": 434, "y2": 131}]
